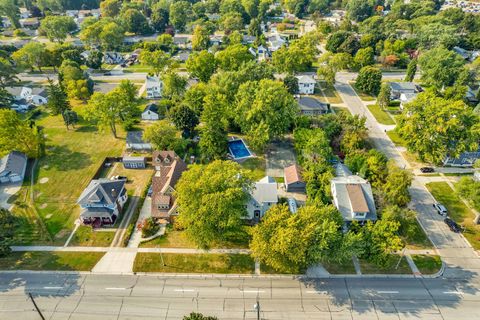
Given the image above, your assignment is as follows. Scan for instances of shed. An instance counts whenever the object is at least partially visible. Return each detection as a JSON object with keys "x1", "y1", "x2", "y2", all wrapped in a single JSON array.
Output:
[{"x1": 123, "y1": 156, "x2": 146, "y2": 169}]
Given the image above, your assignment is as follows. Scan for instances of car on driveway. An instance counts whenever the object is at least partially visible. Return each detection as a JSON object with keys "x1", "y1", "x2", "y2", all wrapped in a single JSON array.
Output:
[
  {"x1": 111, "y1": 175, "x2": 127, "y2": 181},
  {"x1": 420, "y1": 167, "x2": 435, "y2": 173},
  {"x1": 433, "y1": 203, "x2": 448, "y2": 216},
  {"x1": 444, "y1": 217, "x2": 462, "y2": 233}
]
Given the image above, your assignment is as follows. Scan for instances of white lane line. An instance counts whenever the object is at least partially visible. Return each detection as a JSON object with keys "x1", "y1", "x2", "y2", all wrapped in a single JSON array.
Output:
[
  {"x1": 443, "y1": 291, "x2": 463, "y2": 295},
  {"x1": 306, "y1": 290, "x2": 328, "y2": 294},
  {"x1": 377, "y1": 291, "x2": 399, "y2": 294},
  {"x1": 43, "y1": 286, "x2": 63, "y2": 290},
  {"x1": 105, "y1": 287, "x2": 127, "y2": 290},
  {"x1": 174, "y1": 289, "x2": 195, "y2": 292},
  {"x1": 242, "y1": 290, "x2": 265, "y2": 293}
]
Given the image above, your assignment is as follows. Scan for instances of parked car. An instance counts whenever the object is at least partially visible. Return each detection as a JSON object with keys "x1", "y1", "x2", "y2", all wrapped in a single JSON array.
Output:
[
  {"x1": 111, "y1": 175, "x2": 127, "y2": 181},
  {"x1": 147, "y1": 185, "x2": 153, "y2": 197},
  {"x1": 104, "y1": 71, "x2": 111, "y2": 76},
  {"x1": 444, "y1": 217, "x2": 462, "y2": 233},
  {"x1": 433, "y1": 203, "x2": 448, "y2": 216},
  {"x1": 420, "y1": 167, "x2": 435, "y2": 173}
]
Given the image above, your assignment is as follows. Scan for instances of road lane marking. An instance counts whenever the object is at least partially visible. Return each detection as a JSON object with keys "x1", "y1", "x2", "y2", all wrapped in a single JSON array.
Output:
[
  {"x1": 43, "y1": 286, "x2": 63, "y2": 290},
  {"x1": 306, "y1": 290, "x2": 328, "y2": 294},
  {"x1": 105, "y1": 287, "x2": 127, "y2": 290},
  {"x1": 174, "y1": 289, "x2": 195, "y2": 292},
  {"x1": 377, "y1": 291, "x2": 399, "y2": 294},
  {"x1": 443, "y1": 291, "x2": 463, "y2": 295},
  {"x1": 242, "y1": 290, "x2": 265, "y2": 293}
]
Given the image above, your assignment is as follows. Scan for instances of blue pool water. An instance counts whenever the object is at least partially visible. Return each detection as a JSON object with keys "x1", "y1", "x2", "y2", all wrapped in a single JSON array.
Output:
[{"x1": 228, "y1": 139, "x2": 252, "y2": 159}]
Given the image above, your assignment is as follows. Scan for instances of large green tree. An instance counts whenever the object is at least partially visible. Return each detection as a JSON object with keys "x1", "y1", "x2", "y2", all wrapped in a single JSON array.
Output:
[
  {"x1": 0, "y1": 208, "x2": 18, "y2": 257},
  {"x1": 215, "y1": 44, "x2": 254, "y2": 71},
  {"x1": 120, "y1": 9, "x2": 152, "y2": 35},
  {"x1": 199, "y1": 92, "x2": 229, "y2": 160},
  {"x1": 346, "y1": 0, "x2": 375, "y2": 22},
  {"x1": 39, "y1": 16, "x2": 77, "y2": 43},
  {"x1": 176, "y1": 160, "x2": 252, "y2": 249},
  {"x1": 143, "y1": 119, "x2": 185, "y2": 153},
  {"x1": 139, "y1": 50, "x2": 172, "y2": 76},
  {"x1": 186, "y1": 51, "x2": 216, "y2": 82},
  {"x1": 355, "y1": 66, "x2": 382, "y2": 95},
  {"x1": 12, "y1": 42, "x2": 47, "y2": 72}
]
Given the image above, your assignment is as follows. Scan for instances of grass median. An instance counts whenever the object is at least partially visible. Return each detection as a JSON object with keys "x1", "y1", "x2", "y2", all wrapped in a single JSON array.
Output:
[
  {"x1": 411, "y1": 255, "x2": 442, "y2": 275},
  {"x1": 359, "y1": 255, "x2": 412, "y2": 274},
  {"x1": 0, "y1": 251, "x2": 104, "y2": 271},
  {"x1": 133, "y1": 253, "x2": 255, "y2": 274},
  {"x1": 367, "y1": 104, "x2": 396, "y2": 125}
]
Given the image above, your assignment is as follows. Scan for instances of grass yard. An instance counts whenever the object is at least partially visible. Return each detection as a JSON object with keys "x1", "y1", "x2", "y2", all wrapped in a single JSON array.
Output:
[
  {"x1": 386, "y1": 130, "x2": 406, "y2": 147},
  {"x1": 124, "y1": 63, "x2": 151, "y2": 72},
  {"x1": 403, "y1": 220, "x2": 434, "y2": 250},
  {"x1": 240, "y1": 157, "x2": 267, "y2": 181},
  {"x1": 359, "y1": 255, "x2": 412, "y2": 274},
  {"x1": 0, "y1": 251, "x2": 104, "y2": 271},
  {"x1": 322, "y1": 259, "x2": 356, "y2": 274},
  {"x1": 140, "y1": 227, "x2": 251, "y2": 249},
  {"x1": 411, "y1": 255, "x2": 442, "y2": 275},
  {"x1": 426, "y1": 182, "x2": 480, "y2": 250},
  {"x1": 68, "y1": 226, "x2": 115, "y2": 247},
  {"x1": 133, "y1": 253, "x2": 255, "y2": 273},
  {"x1": 318, "y1": 82, "x2": 343, "y2": 104},
  {"x1": 332, "y1": 106, "x2": 351, "y2": 115},
  {"x1": 350, "y1": 82, "x2": 376, "y2": 101},
  {"x1": 367, "y1": 104, "x2": 396, "y2": 125}
]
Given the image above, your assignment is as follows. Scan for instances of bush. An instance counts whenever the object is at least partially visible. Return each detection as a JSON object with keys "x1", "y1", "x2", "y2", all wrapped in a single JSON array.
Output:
[{"x1": 142, "y1": 217, "x2": 160, "y2": 238}]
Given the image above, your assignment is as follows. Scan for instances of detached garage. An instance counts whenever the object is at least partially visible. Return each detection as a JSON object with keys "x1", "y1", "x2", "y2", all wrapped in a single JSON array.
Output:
[{"x1": 0, "y1": 151, "x2": 27, "y2": 184}]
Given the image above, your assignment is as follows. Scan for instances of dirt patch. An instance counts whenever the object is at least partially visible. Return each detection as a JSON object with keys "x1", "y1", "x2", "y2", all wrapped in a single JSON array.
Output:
[
  {"x1": 54, "y1": 229, "x2": 70, "y2": 239},
  {"x1": 39, "y1": 203, "x2": 48, "y2": 209},
  {"x1": 39, "y1": 177, "x2": 49, "y2": 184}
]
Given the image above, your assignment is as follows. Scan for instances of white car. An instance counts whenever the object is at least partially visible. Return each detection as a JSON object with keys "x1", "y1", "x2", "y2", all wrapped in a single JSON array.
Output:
[{"x1": 433, "y1": 203, "x2": 448, "y2": 216}]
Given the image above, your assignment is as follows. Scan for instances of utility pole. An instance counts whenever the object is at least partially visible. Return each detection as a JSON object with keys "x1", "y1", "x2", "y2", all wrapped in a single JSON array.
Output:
[
  {"x1": 29, "y1": 293, "x2": 45, "y2": 320},
  {"x1": 254, "y1": 300, "x2": 260, "y2": 320}
]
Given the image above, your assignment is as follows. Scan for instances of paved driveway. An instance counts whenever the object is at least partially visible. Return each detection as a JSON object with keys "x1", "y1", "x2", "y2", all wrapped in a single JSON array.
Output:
[
  {"x1": 265, "y1": 139, "x2": 296, "y2": 177},
  {"x1": 0, "y1": 182, "x2": 21, "y2": 210}
]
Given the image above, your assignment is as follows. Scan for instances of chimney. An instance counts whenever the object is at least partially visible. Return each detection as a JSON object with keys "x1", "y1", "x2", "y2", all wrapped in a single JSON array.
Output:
[{"x1": 111, "y1": 188, "x2": 117, "y2": 198}]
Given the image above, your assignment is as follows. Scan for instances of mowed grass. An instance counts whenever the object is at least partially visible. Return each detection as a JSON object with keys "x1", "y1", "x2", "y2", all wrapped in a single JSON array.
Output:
[
  {"x1": 350, "y1": 82, "x2": 376, "y2": 101},
  {"x1": 386, "y1": 130, "x2": 406, "y2": 147},
  {"x1": 133, "y1": 253, "x2": 255, "y2": 273},
  {"x1": 426, "y1": 182, "x2": 480, "y2": 250},
  {"x1": 20, "y1": 108, "x2": 126, "y2": 243},
  {"x1": 367, "y1": 104, "x2": 396, "y2": 125},
  {"x1": 318, "y1": 81, "x2": 343, "y2": 104},
  {"x1": 68, "y1": 226, "x2": 115, "y2": 247},
  {"x1": 403, "y1": 219, "x2": 434, "y2": 250},
  {"x1": 240, "y1": 157, "x2": 266, "y2": 181},
  {"x1": 0, "y1": 251, "x2": 104, "y2": 271},
  {"x1": 412, "y1": 255, "x2": 443, "y2": 275},
  {"x1": 332, "y1": 106, "x2": 351, "y2": 115},
  {"x1": 359, "y1": 255, "x2": 412, "y2": 274}
]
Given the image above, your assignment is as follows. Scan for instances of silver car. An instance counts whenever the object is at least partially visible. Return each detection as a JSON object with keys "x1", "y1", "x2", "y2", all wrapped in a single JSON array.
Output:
[{"x1": 433, "y1": 203, "x2": 448, "y2": 216}]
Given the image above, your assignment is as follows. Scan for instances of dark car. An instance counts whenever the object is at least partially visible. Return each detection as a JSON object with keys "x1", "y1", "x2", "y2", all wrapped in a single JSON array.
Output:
[
  {"x1": 420, "y1": 167, "x2": 435, "y2": 173},
  {"x1": 444, "y1": 218, "x2": 462, "y2": 233},
  {"x1": 147, "y1": 185, "x2": 153, "y2": 197},
  {"x1": 111, "y1": 175, "x2": 127, "y2": 181}
]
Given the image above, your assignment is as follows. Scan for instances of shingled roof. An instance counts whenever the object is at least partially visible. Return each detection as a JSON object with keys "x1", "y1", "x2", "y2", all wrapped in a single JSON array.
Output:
[{"x1": 77, "y1": 179, "x2": 126, "y2": 206}]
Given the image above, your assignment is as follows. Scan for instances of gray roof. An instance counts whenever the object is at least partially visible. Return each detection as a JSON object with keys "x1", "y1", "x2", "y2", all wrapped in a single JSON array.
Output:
[
  {"x1": 331, "y1": 175, "x2": 377, "y2": 222},
  {"x1": 251, "y1": 176, "x2": 278, "y2": 204},
  {"x1": 173, "y1": 36, "x2": 188, "y2": 44},
  {"x1": 389, "y1": 82, "x2": 417, "y2": 92},
  {"x1": 123, "y1": 156, "x2": 146, "y2": 162},
  {"x1": 297, "y1": 97, "x2": 329, "y2": 112},
  {"x1": 143, "y1": 103, "x2": 158, "y2": 113},
  {"x1": 444, "y1": 150, "x2": 480, "y2": 167},
  {"x1": 80, "y1": 207, "x2": 114, "y2": 218},
  {"x1": 77, "y1": 179, "x2": 126, "y2": 206},
  {"x1": 126, "y1": 131, "x2": 146, "y2": 144},
  {"x1": 296, "y1": 75, "x2": 316, "y2": 84},
  {"x1": 31, "y1": 87, "x2": 47, "y2": 97},
  {"x1": 0, "y1": 151, "x2": 27, "y2": 177},
  {"x1": 5, "y1": 87, "x2": 22, "y2": 96}
]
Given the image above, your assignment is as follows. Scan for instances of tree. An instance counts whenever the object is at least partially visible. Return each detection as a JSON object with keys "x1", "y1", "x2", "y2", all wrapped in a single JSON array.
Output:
[
  {"x1": 235, "y1": 79, "x2": 297, "y2": 150},
  {"x1": 347, "y1": 0, "x2": 375, "y2": 22},
  {"x1": 418, "y1": 47, "x2": 469, "y2": 89},
  {"x1": 143, "y1": 119, "x2": 185, "y2": 152},
  {"x1": 162, "y1": 71, "x2": 187, "y2": 100},
  {"x1": 355, "y1": 66, "x2": 382, "y2": 95},
  {"x1": 192, "y1": 25, "x2": 210, "y2": 51},
  {"x1": 169, "y1": 104, "x2": 199, "y2": 137},
  {"x1": 46, "y1": 80, "x2": 70, "y2": 116},
  {"x1": 219, "y1": 12, "x2": 244, "y2": 33},
  {"x1": 456, "y1": 177, "x2": 480, "y2": 213},
  {"x1": 186, "y1": 51, "x2": 216, "y2": 83},
  {"x1": 39, "y1": 16, "x2": 76, "y2": 43},
  {"x1": 0, "y1": 109, "x2": 44, "y2": 158},
  {"x1": 139, "y1": 50, "x2": 171, "y2": 76},
  {"x1": 66, "y1": 79, "x2": 91, "y2": 102},
  {"x1": 317, "y1": 65, "x2": 336, "y2": 86},
  {"x1": 12, "y1": 42, "x2": 47, "y2": 72},
  {"x1": 283, "y1": 74, "x2": 299, "y2": 94},
  {"x1": 0, "y1": 208, "x2": 18, "y2": 257},
  {"x1": 325, "y1": 31, "x2": 359, "y2": 55},
  {"x1": 100, "y1": 0, "x2": 122, "y2": 17},
  {"x1": 62, "y1": 109, "x2": 78, "y2": 130},
  {"x1": 85, "y1": 50, "x2": 103, "y2": 69},
  {"x1": 0, "y1": 0, "x2": 20, "y2": 29},
  {"x1": 405, "y1": 58, "x2": 417, "y2": 82},
  {"x1": 183, "y1": 313, "x2": 218, "y2": 320},
  {"x1": 382, "y1": 161, "x2": 412, "y2": 207},
  {"x1": 120, "y1": 9, "x2": 152, "y2": 35},
  {"x1": 397, "y1": 91, "x2": 480, "y2": 164},
  {"x1": 354, "y1": 47, "x2": 375, "y2": 69},
  {"x1": 151, "y1": 3, "x2": 169, "y2": 32},
  {"x1": 176, "y1": 160, "x2": 252, "y2": 249},
  {"x1": 0, "y1": 57, "x2": 18, "y2": 88},
  {"x1": 377, "y1": 83, "x2": 391, "y2": 110},
  {"x1": 199, "y1": 92, "x2": 229, "y2": 160},
  {"x1": 250, "y1": 204, "x2": 359, "y2": 273},
  {"x1": 80, "y1": 18, "x2": 124, "y2": 50},
  {"x1": 169, "y1": 1, "x2": 191, "y2": 32},
  {"x1": 215, "y1": 44, "x2": 254, "y2": 71}
]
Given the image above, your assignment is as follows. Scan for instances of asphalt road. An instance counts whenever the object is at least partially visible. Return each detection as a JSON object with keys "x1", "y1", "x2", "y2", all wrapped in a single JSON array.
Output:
[{"x1": 1, "y1": 273, "x2": 480, "y2": 319}]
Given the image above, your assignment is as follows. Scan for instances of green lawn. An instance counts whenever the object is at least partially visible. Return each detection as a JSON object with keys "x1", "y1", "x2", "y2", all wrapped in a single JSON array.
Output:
[
  {"x1": 386, "y1": 130, "x2": 406, "y2": 147},
  {"x1": 367, "y1": 104, "x2": 396, "y2": 125},
  {"x1": 359, "y1": 255, "x2": 412, "y2": 274},
  {"x1": 68, "y1": 226, "x2": 115, "y2": 247},
  {"x1": 403, "y1": 220, "x2": 434, "y2": 250},
  {"x1": 133, "y1": 253, "x2": 255, "y2": 273},
  {"x1": 318, "y1": 82, "x2": 343, "y2": 104},
  {"x1": 322, "y1": 259, "x2": 356, "y2": 274},
  {"x1": 0, "y1": 252, "x2": 104, "y2": 271},
  {"x1": 411, "y1": 255, "x2": 442, "y2": 275},
  {"x1": 350, "y1": 82, "x2": 376, "y2": 101},
  {"x1": 240, "y1": 157, "x2": 267, "y2": 181},
  {"x1": 426, "y1": 182, "x2": 480, "y2": 250},
  {"x1": 140, "y1": 227, "x2": 251, "y2": 249},
  {"x1": 332, "y1": 106, "x2": 351, "y2": 115}
]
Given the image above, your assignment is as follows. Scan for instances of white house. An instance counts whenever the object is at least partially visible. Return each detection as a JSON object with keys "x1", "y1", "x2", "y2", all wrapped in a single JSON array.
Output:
[
  {"x1": 246, "y1": 176, "x2": 278, "y2": 222},
  {"x1": 267, "y1": 34, "x2": 287, "y2": 52},
  {"x1": 145, "y1": 76, "x2": 162, "y2": 99},
  {"x1": 103, "y1": 52, "x2": 124, "y2": 65},
  {"x1": 142, "y1": 103, "x2": 160, "y2": 121},
  {"x1": 20, "y1": 87, "x2": 48, "y2": 105},
  {"x1": 0, "y1": 151, "x2": 27, "y2": 184},
  {"x1": 389, "y1": 82, "x2": 420, "y2": 100},
  {"x1": 296, "y1": 75, "x2": 316, "y2": 95}
]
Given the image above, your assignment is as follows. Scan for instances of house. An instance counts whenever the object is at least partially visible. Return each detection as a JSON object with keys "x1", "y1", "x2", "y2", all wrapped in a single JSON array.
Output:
[
  {"x1": 399, "y1": 92, "x2": 417, "y2": 109},
  {"x1": 0, "y1": 151, "x2": 27, "y2": 184},
  {"x1": 151, "y1": 151, "x2": 187, "y2": 222},
  {"x1": 242, "y1": 35, "x2": 256, "y2": 44},
  {"x1": 103, "y1": 52, "x2": 124, "y2": 65},
  {"x1": 19, "y1": 17, "x2": 39, "y2": 29},
  {"x1": 389, "y1": 82, "x2": 419, "y2": 100},
  {"x1": 123, "y1": 156, "x2": 146, "y2": 169},
  {"x1": 267, "y1": 34, "x2": 287, "y2": 52},
  {"x1": 297, "y1": 96, "x2": 329, "y2": 116},
  {"x1": 142, "y1": 103, "x2": 160, "y2": 121},
  {"x1": 331, "y1": 175, "x2": 377, "y2": 225},
  {"x1": 174, "y1": 51, "x2": 190, "y2": 63},
  {"x1": 209, "y1": 35, "x2": 223, "y2": 46},
  {"x1": 77, "y1": 179, "x2": 128, "y2": 226},
  {"x1": 19, "y1": 8, "x2": 30, "y2": 19},
  {"x1": 20, "y1": 87, "x2": 47, "y2": 105},
  {"x1": 296, "y1": 75, "x2": 316, "y2": 95},
  {"x1": 444, "y1": 149, "x2": 480, "y2": 167},
  {"x1": 246, "y1": 176, "x2": 278, "y2": 222},
  {"x1": 145, "y1": 76, "x2": 162, "y2": 99},
  {"x1": 284, "y1": 164, "x2": 306, "y2": 192},
  {"x1": 453, "y1": 46, "x2": 470, "y2": 60},
  {"x1": 126, "y1": 131, "x2": 152, "y2": 151},
  {"x1": 257, "y1": 45, "x2": 270, "y2": 61},
  {"x1": 173, "y1": 36, "x2": 188, "y2": 48}
]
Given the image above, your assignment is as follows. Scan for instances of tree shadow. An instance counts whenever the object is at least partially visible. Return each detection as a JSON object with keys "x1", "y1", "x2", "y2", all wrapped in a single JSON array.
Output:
[{"x1": 43, "y1": 145, "x2": 92, "y2": 172}]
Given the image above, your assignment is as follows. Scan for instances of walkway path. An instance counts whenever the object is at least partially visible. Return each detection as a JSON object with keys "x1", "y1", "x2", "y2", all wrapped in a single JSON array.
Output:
[{"x1": 127, "y1": 197, "x2": 152, "y2": 248}]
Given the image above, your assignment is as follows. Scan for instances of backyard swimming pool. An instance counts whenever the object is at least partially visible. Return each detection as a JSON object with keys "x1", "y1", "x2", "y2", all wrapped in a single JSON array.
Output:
[{"x1": 228, "y1": 139, "x2": 252, "y2": 160}]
